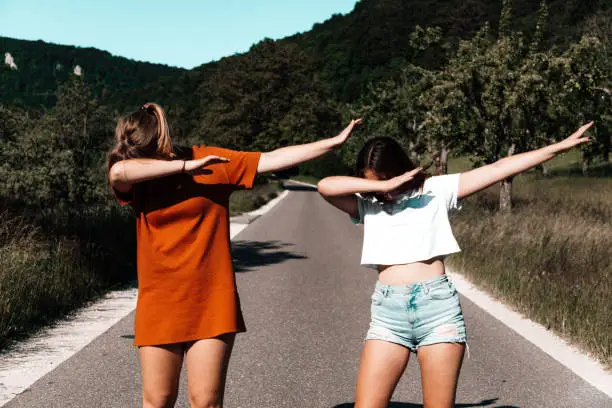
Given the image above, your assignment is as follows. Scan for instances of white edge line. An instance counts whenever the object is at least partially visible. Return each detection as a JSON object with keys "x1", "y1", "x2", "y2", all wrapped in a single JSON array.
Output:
[
  {"x1": 447, "y1": 269, "x2": 612, "y2": 399},
  {"x1": 241, "y1": 189, "x2": 290, "y2": 219},
  {"x1": 0, "y1": 189, "x2": 293, "y2": 406}
]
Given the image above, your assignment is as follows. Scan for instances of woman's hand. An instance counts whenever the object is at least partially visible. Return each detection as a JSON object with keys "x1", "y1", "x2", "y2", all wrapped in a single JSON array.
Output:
[
  {"x1": 457, "y1": 121, "x2": 595, "y2": 200},
  {"x1": 550, "y1": 121, "x2": 593, "y2": 154},
  {"x1": 380, "y1": 167, "x2": 424, "y2": 193},
  {"x1": 333, "y1": 119, "x2": 363, "y2": 147},
  {"x1": 184, "y1": 155, "x2": 230, "y2": 175}
]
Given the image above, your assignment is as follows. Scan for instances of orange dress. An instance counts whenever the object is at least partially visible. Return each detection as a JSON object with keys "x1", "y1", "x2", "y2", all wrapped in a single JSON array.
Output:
[{"x1": 115, "y1": 145, "x2": 261, "y2": 346}]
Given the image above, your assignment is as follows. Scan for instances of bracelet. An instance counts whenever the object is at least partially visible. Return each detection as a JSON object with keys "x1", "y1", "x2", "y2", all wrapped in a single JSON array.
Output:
[{"x1": 181, "y1": 160, "x2": 186, "y2": 173}]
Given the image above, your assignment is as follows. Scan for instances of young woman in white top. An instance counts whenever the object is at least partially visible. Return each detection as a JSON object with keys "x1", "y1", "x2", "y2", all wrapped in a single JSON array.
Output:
[{"x1": 317, "y1": 121, "x2": 593, "y2": 408}]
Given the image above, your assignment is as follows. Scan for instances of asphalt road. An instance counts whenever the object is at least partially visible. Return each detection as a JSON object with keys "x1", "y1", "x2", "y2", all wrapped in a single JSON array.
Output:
[{"x1": 5, "y1": 186, "x2": 611, "y2": 407}]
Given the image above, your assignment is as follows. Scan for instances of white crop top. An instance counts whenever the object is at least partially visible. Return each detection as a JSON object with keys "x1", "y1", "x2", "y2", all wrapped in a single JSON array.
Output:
[{"x1": 351, "y1": 174, "x2": 462, "y2": 266}]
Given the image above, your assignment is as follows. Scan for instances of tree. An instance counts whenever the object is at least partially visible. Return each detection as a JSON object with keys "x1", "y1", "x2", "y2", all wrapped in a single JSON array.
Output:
[
  {"x1": 499, "y1": 0, "x2": 513, "y2": 39},
  {"x1": 346, "y1": 26, "x2": 445, "y2": 172},
  {"x1": 419, "y1": 2, "x2": 608, "y2": 211},
  {"x1": 583, "y1": 9, "x2": 612, "y2": 163},
  {"x1": 193, "y1": 40, "x2": 340, "y2": 156},
  {"x1": 531, "y1": 0, "x2": 550, "y2": 53},
  {"x1": 548, "y1": 36, "x2": 610, "y2": 174},
  {"x1": 0, "y1": 105, "x2": 28, "y2": 142},
  {"x1": 0, "y1": 77, "x2": 113, "y2": 217}
]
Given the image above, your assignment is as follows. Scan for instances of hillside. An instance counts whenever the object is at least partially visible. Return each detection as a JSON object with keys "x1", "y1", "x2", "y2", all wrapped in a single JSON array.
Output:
[
  {"x1": 0, "y1": 0, "x2": 609, "y2": 132},
  {"x1": 0, "y1": 36, "x2": 184, "y2": 109},
  {"x1": 286, "y1": 0, "x2": 610, "y2": 101}
]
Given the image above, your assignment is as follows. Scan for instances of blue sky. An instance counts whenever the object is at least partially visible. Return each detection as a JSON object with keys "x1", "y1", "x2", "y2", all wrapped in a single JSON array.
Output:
[{"x1": 0, "y1": 0, "x2": 358, "y2": 69}]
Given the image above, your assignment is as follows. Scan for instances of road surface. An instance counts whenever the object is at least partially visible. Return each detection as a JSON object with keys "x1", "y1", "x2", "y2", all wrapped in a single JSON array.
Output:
[{"x1": 5, "y1": 186, "x2": 610, "y2": 407}]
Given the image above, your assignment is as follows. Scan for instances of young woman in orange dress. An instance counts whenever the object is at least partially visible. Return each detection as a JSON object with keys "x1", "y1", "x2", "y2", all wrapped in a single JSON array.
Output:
[{"x1": 107, "y1": 103, "x2": 362, "y2": 408}]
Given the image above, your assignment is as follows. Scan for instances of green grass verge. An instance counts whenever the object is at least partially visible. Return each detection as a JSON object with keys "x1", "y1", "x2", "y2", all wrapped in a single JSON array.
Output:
[
  {"x1": 0, "y1": 208, "x2": 136, "y2": 349},
  {"x1": 229, "y1": 180, "x2": 281, "y2": 216}
]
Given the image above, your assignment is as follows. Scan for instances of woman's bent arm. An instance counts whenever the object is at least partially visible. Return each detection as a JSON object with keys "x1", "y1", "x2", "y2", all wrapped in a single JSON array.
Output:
[
  {"x1": 317, "y1": 168, "x2": 423, "y2": 217},
  {"x1": 457, "y1": 122, "x2": 593, "y2": 200},
  {"x1": 316, "y1": 177, "x2": 383, "y2": 218},
  {"x1": 109, "y1": 156, "x2": 228, "y2": 193},
  {"x1": 318, "y1": 167, "x2": 424, "y2": 197}
]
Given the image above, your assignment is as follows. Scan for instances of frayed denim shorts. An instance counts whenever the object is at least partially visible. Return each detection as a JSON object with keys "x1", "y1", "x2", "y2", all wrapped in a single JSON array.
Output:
[{"x1": 366, "y1": 274, "x2": 467, "y2": 352}]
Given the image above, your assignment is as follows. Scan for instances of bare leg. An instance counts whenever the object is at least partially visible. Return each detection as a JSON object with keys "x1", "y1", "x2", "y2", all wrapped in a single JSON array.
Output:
[
  {"x1": 355, "y1": 340, "x2": 411, "y2": 408},
  {"x1": 140, "y1": 344, "x2": 184, "y2": 408},
  {"x1": 417, "y1": 342, "x2": 465, "y2": 408},
  {"x1": 185, "y1": 333, "x2": 235, "y2": 408}
]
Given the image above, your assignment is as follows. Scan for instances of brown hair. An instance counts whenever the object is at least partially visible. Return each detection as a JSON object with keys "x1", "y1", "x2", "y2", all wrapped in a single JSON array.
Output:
[
  {"x1": 107, "y1": 102, "x2": 174, "y2": 171},
  {"x1": 356, "y1": 137, "x2": 427, "y2": 198}
]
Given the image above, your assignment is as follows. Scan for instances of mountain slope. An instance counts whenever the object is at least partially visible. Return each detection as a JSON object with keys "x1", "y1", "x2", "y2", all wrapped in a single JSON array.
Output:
[{"x1": 0, "y1": 36, "x2": 184, "y2": 109}]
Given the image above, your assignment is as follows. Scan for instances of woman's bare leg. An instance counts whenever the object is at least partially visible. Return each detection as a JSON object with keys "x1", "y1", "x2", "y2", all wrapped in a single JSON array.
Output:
[
  {"x1": 140, "y1": 344, "x2": 184, "y2": 408},
  {"x1": 355, "y1": 339, "x2": 411, "y2": 408},
  {"x1": 417, "y1": 342, "x2": 465, "y2": 408},
  {"x1": 185, "y1": 334, "x2": 235, "y2": 408}
]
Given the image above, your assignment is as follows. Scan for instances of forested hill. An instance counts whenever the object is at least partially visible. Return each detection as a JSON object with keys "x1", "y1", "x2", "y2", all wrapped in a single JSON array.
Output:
[
  {"x1": 285, "y1": 0, "x2": 610, "y2": 101},
  {"x1": 128, "y1": 0, "x2": 609, "y2": 144},
  {"x1": 5, "y1": 0, "x2": 612, "y2": 109},
  {"x1": 0, "y1": 0, "x2": 609, "y2": 147},
  {"x1": 130, "y1": 0, "x2": 610, "y2": 137},
  {"x1": 0, "y1": 36, "x2": 184, "y2": 109},
  {"x1": 2, "y1": 0, "x2": 609, "y2": 113}
]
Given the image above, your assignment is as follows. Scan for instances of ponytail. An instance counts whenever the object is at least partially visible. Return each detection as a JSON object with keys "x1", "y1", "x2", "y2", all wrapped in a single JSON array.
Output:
[{"x1": 107, "y1": 102, "x2": 174, "y2": 172}]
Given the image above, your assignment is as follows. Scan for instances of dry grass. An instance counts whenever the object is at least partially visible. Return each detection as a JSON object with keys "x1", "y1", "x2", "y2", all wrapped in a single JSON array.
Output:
[
  {"x1": 0, "y1": 209, "x2": 135, "y2": 349},
  {"x1": 448, "y1": 165, "x2": 611, "y2": 367}
]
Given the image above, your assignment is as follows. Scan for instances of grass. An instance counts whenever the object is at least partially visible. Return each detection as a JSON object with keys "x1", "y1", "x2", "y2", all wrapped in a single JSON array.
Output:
[
  {"x1": 0, "y1": 208, "x2": 136, "y2": 349},
  {"x1": 447, "y1": 154, "x2": 612, "y2": 367},
  {"x1": 229, "y1": 180, "x2": 281, "y2": 216}
]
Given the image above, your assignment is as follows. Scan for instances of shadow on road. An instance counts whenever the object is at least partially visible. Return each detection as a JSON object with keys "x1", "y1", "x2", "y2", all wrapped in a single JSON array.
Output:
[
  {"x1": 232, "y1": 240, "x2": 307, "y2": 272},
  {"x1": 334, "y1": 398, "x2": 519, "y2": 408}
]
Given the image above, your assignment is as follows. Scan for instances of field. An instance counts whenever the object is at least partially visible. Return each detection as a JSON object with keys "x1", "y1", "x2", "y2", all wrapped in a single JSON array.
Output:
[{"x1": 448, "y1": 152, "x2": 611, "y2": 367}]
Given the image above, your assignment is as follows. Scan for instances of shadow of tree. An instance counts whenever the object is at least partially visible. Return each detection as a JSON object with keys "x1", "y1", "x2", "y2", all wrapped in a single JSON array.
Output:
[
  {"x1": 334, "y1": 398, "x2": 519, "y2": 408},
  {"x1": 232, "y1": 240, "x2": 307, "y2": 273}
]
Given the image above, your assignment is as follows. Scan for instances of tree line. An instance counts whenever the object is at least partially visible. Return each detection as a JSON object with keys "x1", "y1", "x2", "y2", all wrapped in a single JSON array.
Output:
[
  {"x1": 0, "y1": 0, "x2": 610, "y2": 221},
  {"x1": 346, "y1": 1, "x2": 610, "y2": 211}
]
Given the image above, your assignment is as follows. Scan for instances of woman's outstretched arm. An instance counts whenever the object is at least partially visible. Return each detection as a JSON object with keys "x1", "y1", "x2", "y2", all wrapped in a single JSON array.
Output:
[
  {"x1": 256, "y1": 119, "x2": 362, "y2": 174},
  {"x1": 110, "y1": 119, "x2": 363, "y2": 192},
  {"x1": 457, "y1": 122, "x2": 593, "y2": 200},
  {"x1": 109, "y1": 155, "x2": 229, "y2": 193}
]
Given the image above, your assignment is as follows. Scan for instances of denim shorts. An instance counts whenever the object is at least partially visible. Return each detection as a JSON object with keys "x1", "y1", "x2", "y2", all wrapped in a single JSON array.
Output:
[{"x1": 365, "y1": 274, "x2": 467, "y2": 351}]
